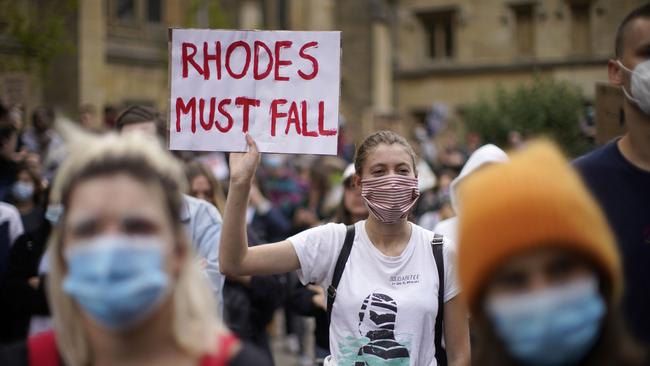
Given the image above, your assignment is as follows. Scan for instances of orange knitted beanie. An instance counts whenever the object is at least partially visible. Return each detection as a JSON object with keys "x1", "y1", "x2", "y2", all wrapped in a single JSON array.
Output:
[{"x1": 457, "y1": 140, "x2": 621, "y2": 312}]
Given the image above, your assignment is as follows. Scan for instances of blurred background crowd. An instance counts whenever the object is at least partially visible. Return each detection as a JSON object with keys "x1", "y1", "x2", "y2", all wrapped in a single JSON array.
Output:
[{"x1": 1, "y1": 1, "x2": 649, "y2": 365}]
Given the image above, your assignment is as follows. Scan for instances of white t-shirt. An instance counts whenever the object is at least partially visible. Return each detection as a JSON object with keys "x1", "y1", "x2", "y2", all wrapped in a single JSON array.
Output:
[{"x1": 289, "y1": 220, "x2": 459, "y2": 366}]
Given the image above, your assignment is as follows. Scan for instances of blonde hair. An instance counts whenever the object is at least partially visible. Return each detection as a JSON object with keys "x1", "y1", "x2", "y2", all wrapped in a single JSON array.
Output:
[{"x1": 47, "y1": 123, "x2": 225, "y2": 366}]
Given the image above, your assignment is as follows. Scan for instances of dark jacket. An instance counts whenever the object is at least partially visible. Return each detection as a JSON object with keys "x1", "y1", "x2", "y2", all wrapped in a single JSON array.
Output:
[
  {"x1": 222, "y1": 228, "x2": 284, "y2": 364},
  {"x1": 289, "y1": 282, "x2": 329, "y2": 353},
  {"x1": 0, "y1": 223, "x2": 50, "y2": 344}
]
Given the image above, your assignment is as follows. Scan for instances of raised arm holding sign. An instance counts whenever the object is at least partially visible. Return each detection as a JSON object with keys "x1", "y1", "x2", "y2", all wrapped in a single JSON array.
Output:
[
  {"x1": 219, "y1": 130, "x2": 472, "y2": 366},
  {"x1": 169, "y1": 29, "x2": 341, "y2": 155}
]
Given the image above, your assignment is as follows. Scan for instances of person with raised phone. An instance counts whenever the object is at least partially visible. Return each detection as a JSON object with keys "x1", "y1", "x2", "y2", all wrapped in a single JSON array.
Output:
[{"x1": 220, "y1": 130, "x2": 470, "y2": 366}]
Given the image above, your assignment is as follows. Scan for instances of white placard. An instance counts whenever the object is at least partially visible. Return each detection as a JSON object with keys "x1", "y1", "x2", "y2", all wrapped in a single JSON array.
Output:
[{"x1": 169, "y1": 29, "x2": 341, "y2": 155}]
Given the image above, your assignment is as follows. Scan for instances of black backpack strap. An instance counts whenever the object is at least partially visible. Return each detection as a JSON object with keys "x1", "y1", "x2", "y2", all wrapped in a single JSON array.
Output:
[
  {"x1": 431, "y1": 233, "x2": 448, "y2": 366},
  {"x1": 327, "y1": 224, "x2": 355, "y2": 326}
]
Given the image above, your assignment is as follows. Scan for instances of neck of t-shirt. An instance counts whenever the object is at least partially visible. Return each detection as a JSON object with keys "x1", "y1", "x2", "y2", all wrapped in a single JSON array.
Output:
[
  {"x1": 617, "y1": 134, "x2": 650, "y2": 173},
  {"x1": 364, "y1": 218, "x2": 412, "y2": 257}
]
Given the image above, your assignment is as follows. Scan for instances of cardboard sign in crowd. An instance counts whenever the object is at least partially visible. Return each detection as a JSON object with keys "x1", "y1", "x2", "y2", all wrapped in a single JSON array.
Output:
[{"x1": 168, "y1": 29, "x2": 341, "y2": 155}]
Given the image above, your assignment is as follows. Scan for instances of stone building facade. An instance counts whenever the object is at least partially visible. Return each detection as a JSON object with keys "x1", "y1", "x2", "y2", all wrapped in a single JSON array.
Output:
[
  {"x1": 395, "y1": 0, "x2": 646, "y2": 126},
  {"x1": 1, "y1": 0, "x2": 646, "y2": 137},
  {"x1": 1, "y1": 0, "x2": 191, "y2": 126},
  {"x1": 212, "y1": 0, "x2": 648, "y2": 141}
]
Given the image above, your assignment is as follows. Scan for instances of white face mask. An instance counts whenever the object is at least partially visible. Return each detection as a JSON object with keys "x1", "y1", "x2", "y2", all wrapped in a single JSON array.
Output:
[{"x1": 617, "y1": 59, "x2": 650, "y2": 115}]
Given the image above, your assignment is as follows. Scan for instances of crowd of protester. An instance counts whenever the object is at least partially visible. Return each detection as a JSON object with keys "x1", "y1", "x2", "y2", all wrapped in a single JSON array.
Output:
[{"x1": 0, "y1": 3, "x2": 649, "y2": 366}]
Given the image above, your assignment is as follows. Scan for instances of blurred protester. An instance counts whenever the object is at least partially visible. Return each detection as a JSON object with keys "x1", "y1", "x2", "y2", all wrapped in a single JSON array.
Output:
[
  {"x1": 221, "y1": 131, "x2": 471, "y2": 366},
  {"x1": 436, "y1": 168, "x2": 457, "y2": 198},
  {"x1": 103, "y1": 105, "x2": 118, "y2": 130},
  {"x1": 185, "y1": 161, "x2": 284, "y2": 364},
  {"x1": 414, "y1": 124, "x2": 438, "y2": 164},
  {"x1": 434, "y1": 144, "x2": 508, "y2": 244},
  {"x1": 290, "y1": 164, "x2": 369, "y2": 363},
  {"x1": 78, "y1": 104, "x2": 98, "y2": 132},
  {"x1": 1, "y1": 164, "x2": 50, "y2": 342},
  {"x1": 7, "y1": 105, "x2": 24, "y2": 132},
  {"x1": 0, "y1": 201, "x2": 25, "y2": 344},
  {"x1": 415, "y1": 167, "x2": 456, "y2": 231},
  {"x1": 458, "y1": 141, "x2": 645, "y2": 366},
  {"x1": 285, "y1": 155, "x2": 345, "y2": 361},
  {"x1": 507, "y1": 130, "x2": 525, "y2": 150},
  {"x1": 0, "y1": 107, "x2": 19, "y2": 201},
  {"x1": 331, "y1": 164, "x2": 369, "y2": 225},
  {"x1": 0, "y1": 131, "x2": 269, "y2": 365},
  {"x1": 0, "y1": 202, "x2": 23, "y2": 277},
  {"x1": 411, "y1": 159, "x2": 438, "y2": 215},
  {"x1": 574, "y1": 3, "x2": 650, "y2": 347},
  {"x1": 8, "y1": 166, "x2": 46, "y2": 234},
  {"x1": 290, "y1": 156, "x2": 346, "y2": 229},
  {"x1": 115, "y1": 105, "x2": 164, "y2": 137},
  {"x1": 220, "y1": 228, "x2": 284, "y2": 365},
  {"x1": 1, "y1": 219, "x2": 51, "y2": 343},
  {"x1": 186, "y1": 161, "x2": 227, "y2": 214},
  {"x1": 336, "y1": 117, "x2": 356, "y2": 163},
  {"x1": 464, "y1": 132, "x2": 482, "y2": 156},
  {"x1": 21, "y1": 107, "x2": 65, "y2": 183},
  {"x1": 418, "y1": 192, "x2": 453, "y2": 232},
  {"x1": 248, "y1": 182, "x2": 293, "y2": 243},
  {"x1": 257, "y1": 153, "x2": 308, "y2": 219},
  {"x1": 438, "y1": 134, "x2": 467, "y2": 170},
  {"x1": 115, "y1": 105, "x2": 226, "y2": 315},
  {"x1": 256, "y1": 154, "x2": 315, "y2": 361},
  {"x1": 425, "y1": 102, "x2": 449, "y2": 138}
]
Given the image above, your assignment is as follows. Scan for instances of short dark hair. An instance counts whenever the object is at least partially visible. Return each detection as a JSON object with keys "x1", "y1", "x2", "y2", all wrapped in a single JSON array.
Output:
[
  {"x1": 32, "y1": 106, "x2": 54, "y2": 123},
  {"x1": 115, "y1": 105, "x2": 165, "y2": 137},
  {"x1": 615, "y1": 3, "x2": 650, "y2": 57}
]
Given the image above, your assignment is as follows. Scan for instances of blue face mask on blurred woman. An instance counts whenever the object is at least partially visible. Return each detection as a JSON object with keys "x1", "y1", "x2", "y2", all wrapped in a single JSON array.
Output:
[
  {"x1": 63, "y1": 235, "x2": 170, "y2": 331},
  {"x1": 11, "y1": 181, "x2": 34, "y2": 202},
  {"x1": 617, "y1": 59, "x2": 650, "y2": 115},
  {"x1": 485, "y1": 276, "x2": 606, "y2": 366}
]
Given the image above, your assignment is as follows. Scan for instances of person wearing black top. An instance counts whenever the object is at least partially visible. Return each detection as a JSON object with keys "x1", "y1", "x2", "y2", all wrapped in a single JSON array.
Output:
[
  {"x1": 574, "y1": 3, "x2": 650, "y2": 347},
  {"x1": 0, "y1": 222, "x2": 51, "y2": 343}
]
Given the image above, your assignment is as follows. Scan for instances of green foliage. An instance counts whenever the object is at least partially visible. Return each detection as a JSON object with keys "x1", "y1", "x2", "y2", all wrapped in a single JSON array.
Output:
[
  {"x1": 187, "y1": 0, "x2": 231, "y2": 29},
  {"x1": 464, "y1": 76, "x2": 592, "y2": 156},
  {"x1": 0, "y1": 0, "x2": 76, "y2": 72}
]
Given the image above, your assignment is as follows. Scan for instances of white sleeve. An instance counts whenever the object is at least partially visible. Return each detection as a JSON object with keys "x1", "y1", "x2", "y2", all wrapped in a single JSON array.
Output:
[
  {"x1": 287, "y1": 223, "x2": 346, "y2": 286},
  {"x1": 442, "y1": 237, "x2": 460, "y2": 302},
  {"x1": 5, "y1": 204, "x2": 24, "y2": 246}
]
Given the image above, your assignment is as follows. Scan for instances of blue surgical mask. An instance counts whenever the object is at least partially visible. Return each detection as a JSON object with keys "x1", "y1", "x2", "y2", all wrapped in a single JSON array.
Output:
[
  {"x1": 12, "y1": 181, "x2": 34, "y2": 202},
  {"x1": 45, "y1": 203, "x2": 64, "y2": 225},
  {"x1": 486, "y1": 276, "x2": 605, "y2": 366},
  {"x1": 63, "y1": 235, "x2": 170, "y2": 331}
]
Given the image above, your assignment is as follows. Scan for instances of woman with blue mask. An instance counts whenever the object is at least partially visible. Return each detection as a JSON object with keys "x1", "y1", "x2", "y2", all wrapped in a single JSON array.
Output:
[
  {"x1": 456, "y1": 141, "x2": 646, "y2": 366},
  {"x1": 2, "y1": 165, "x2": 50, "y2": 342},
  {"x1": 9, "y1": 166, "x2": 45, "y2": 234},
  {"x1": 0, "y1": 130, "x2": 270, "y2": 366}
]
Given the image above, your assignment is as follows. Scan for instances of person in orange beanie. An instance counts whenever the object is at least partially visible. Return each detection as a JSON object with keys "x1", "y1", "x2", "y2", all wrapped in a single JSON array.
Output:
[{"x1": 456, "y1": 140, "x2": 645, "y2": 366}]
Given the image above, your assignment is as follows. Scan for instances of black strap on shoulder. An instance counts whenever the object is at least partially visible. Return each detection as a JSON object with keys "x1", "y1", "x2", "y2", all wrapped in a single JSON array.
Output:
[
  {"x1": 327, "y1": 224, "x2": 355, "y2": 326},
  {"x1": 431, "y1": 233, "x2": 448, "y2": 366}
]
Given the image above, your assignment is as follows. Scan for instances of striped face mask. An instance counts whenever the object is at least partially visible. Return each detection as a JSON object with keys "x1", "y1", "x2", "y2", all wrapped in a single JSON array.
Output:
[{"x1": 361, "y1": 175, "x2": 420, "y2": 223}]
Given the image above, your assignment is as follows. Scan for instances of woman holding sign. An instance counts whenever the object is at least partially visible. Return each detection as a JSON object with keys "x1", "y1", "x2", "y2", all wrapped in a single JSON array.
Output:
[{"x1": 220, "y1": 131, "x2": 470, "y2": 366}]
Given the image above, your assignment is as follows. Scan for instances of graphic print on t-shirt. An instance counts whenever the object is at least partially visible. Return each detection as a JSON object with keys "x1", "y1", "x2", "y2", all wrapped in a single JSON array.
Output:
[{"x1": 338, "y1": 292, "x2": 411, "y2": 366}]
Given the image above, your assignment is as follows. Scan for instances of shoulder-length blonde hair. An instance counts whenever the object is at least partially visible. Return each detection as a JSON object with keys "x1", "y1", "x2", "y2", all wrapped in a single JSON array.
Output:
[{"x1": 47, "y1": 127, "x2": 225, "y2": 366}]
